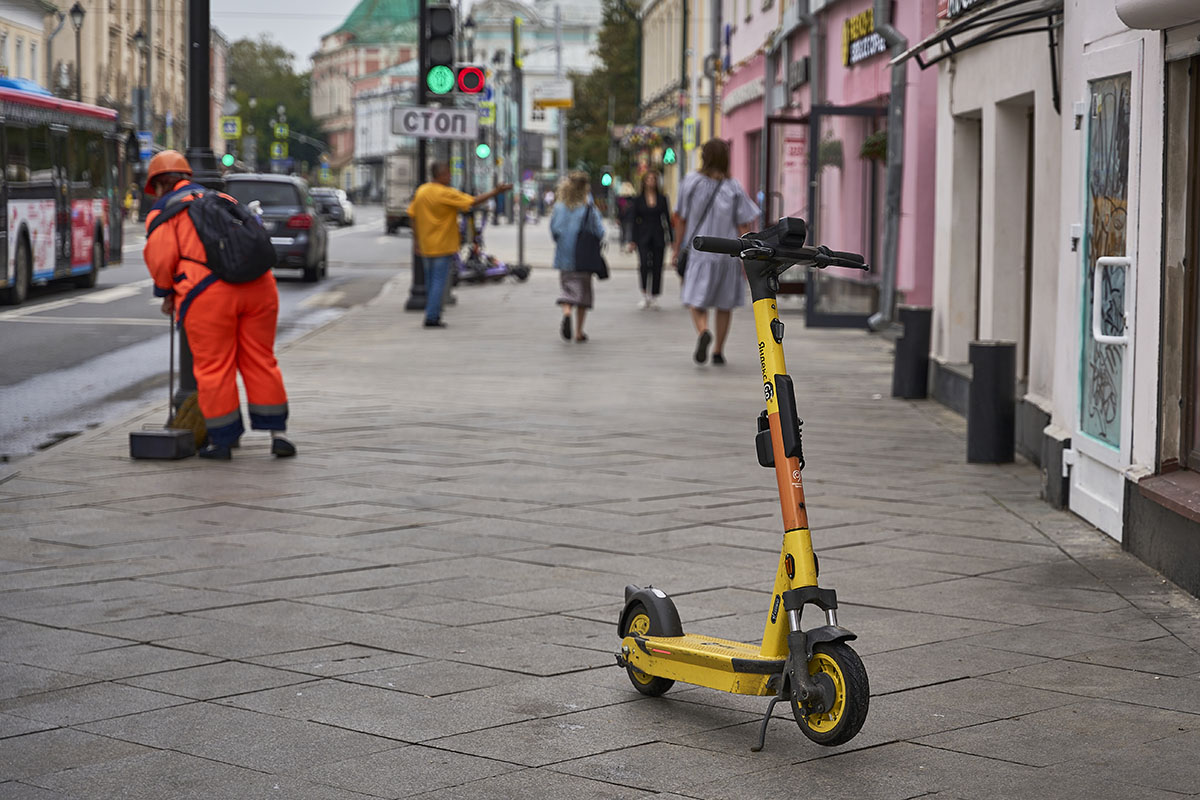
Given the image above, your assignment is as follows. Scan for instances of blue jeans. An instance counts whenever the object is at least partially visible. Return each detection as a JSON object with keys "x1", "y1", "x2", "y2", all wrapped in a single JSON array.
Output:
[{"x1": 424, "y1": 255, "x2": 453, "y2": 322}]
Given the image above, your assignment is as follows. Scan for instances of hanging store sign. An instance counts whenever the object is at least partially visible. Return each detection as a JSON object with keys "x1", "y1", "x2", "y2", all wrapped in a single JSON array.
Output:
[
  {"x1": 722, "y1": 76, "x2": 764, "y2": 113},
  {"x1": 937, "y1": 0, "x2": 995, "y2": 19},
  {"x1": 843, "y1": 9, "x2": 888, "y2": 66},
  {"x1": 788, "y1": 57, "x2": 811, "y2": 90}
]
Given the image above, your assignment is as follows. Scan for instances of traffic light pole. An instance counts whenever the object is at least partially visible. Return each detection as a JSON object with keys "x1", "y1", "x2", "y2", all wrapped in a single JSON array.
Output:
[
  {"x1": 516, "y1": 57, "x2": 525, "y2": 273},
  {"x1": 405, "y1": 0, "x2": 431, "y2": 312}
]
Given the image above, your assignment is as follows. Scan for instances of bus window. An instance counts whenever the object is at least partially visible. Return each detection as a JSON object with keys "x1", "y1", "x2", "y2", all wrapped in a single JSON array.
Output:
[
  {"x1": 68, "y1": 131, "x2": 90, "y2": 186},
  {"x1": 28, "y1": 125, "x2": 53, "y2": 184},
  {"x1": 6, "y1": 127, "x2": 30, "y2": 184}
]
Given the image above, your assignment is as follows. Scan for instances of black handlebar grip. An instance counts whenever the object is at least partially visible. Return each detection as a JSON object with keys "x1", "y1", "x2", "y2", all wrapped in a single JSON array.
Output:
[
  {"x1": 824, "y1": 248, "x2": 865, "y2": 264},
  {"x1": 692, "y1": 236, "x2": 746, "y2": 256}
]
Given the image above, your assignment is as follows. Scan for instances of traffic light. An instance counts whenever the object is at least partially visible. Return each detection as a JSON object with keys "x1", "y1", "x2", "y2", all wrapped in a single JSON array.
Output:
[
  {"x1": 425, "y1": 3, "x2": 456, "y2": 95},
  {"x1": 600, "y1": 166, "x2": 613, "y2": 187},
  {"x1": 221, "y1": 153, "x2": 235, "y2": 168},
  {"x1": 663, "y1": 147, "x2": 677, "y2": 165},
  {"x1": 476, "y1": 142, "x2": 491, "y2": 159},
  {"x1": 457, "y1": 65, "x2": 485, "y2": 94}
]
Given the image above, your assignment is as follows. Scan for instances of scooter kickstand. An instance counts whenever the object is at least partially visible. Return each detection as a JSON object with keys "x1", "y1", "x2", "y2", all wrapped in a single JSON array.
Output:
[{"x1": 751, "y1": 695, "x2": 784, "y2": 752}]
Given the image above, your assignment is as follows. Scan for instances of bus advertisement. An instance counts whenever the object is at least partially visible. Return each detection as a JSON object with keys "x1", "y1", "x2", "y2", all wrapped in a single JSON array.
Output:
[{"x1": 0, "y1": 81, "x2": 124, "y2": 306}]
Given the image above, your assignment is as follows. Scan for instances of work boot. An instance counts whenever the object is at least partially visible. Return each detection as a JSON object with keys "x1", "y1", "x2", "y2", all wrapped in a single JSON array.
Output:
[
  {"x1": 271, "y1": 432, "x2": 297, "y2": 458},
  {"x1": 197, "y1": 443, "x2": 232, "y2": 460}
]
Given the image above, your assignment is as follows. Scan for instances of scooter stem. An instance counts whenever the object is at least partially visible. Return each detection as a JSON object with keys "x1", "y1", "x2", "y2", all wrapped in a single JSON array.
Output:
[{"x1": 748, "y1": 266, "x2": 818, "y2": 660}]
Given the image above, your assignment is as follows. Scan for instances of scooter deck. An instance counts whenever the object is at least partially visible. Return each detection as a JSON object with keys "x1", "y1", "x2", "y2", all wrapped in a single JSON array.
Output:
[{"x1": 623, "y1": 632, "x2": 786, "y2": 696}]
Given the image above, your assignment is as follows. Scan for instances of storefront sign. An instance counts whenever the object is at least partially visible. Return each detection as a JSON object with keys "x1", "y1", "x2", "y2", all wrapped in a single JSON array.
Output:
[
  {"x1": 937, "y1": 0, "x2": 994, "y2": 19},
  {"x1": 783, "y1": 133, "x2": 807, "y2": 172},
  {"x1": 722, "y1": 76, "x2": 765, "y2": 114},
  {"x1": 843, "y1": 9, "x2": 888, "y2": 66}
]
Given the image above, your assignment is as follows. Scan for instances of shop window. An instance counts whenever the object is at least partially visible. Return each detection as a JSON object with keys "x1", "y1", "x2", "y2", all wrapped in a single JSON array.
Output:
[{"x1": 1184, "y1": 56, "x2": 1200, "y2": 466}]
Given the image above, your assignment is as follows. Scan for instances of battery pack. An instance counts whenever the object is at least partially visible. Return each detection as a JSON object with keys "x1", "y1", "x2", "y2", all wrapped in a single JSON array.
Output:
[{"x1": 130, "y1": 427, "x2": 196, "y2": 460}]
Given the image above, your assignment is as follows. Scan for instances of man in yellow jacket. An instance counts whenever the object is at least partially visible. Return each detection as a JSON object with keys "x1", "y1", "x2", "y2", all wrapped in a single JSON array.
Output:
[{"x1": 408, "y1": 163, "x2": 510, "y2": 327}]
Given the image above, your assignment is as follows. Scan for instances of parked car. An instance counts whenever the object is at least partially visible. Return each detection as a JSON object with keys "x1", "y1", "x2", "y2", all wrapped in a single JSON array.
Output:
[
  {"x1": 310, "y1": 187, "x2": 345, "y2": 226},
  {"x1": 223, "y1": 174, "x2": 329, "y2": 282},
  {"x1": 334, "y1": 189, "x2": 355, "y2": 226}
]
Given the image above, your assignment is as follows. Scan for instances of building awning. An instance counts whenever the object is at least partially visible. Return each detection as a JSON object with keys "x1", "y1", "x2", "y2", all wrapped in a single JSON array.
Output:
[{"x1": 890, "y1": 0, "x2": 1063, "y2": 71}]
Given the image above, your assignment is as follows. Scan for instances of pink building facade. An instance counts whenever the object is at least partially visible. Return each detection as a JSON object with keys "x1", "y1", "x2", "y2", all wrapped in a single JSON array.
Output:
[{"x1": 719, "y1": 0, "x2": 939, "y2": 310}]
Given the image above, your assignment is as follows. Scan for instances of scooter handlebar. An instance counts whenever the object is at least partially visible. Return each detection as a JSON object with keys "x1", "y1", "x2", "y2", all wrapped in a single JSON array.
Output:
[{"x1": 691, "y1": 235, "x2": 746, "y2": 256}]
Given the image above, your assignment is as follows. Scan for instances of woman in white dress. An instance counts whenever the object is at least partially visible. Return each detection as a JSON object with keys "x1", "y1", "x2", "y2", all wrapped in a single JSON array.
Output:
[{"x1": 670, "y1": 139, "x2": 761, "y2": 365}]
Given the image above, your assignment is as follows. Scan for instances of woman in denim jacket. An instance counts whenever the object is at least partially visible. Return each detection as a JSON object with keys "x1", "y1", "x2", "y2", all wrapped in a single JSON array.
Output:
[{"x1": 550, "y1": 171, "x2": 606, "y2": 342}]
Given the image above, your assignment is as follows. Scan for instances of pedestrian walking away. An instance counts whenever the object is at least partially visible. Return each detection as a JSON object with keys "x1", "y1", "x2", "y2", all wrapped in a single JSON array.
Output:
[
  {"x1": 408, "y1": 163, "x2": 512, "y2": 327},
  {"x1": 625, "y1": 170, "x2": 672, "y2": 309},
  {"x1": 672, "y1": 139, "x2": 761, "y2": 366},
  {"x1": 551, "y1": 171, "x2": 607, "y2": 343},
  {"x1": 141, "y1": 150, "x2": 295, "y2": 461}
]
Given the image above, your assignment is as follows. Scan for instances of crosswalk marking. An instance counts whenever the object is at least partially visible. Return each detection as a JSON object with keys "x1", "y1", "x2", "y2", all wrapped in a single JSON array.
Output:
[
  {"x1": 0, "y1": 278, "x2": 153, "y2": 320},
  {"x1": 1, "y1": 315, "x2": 162, "y2": 326}
]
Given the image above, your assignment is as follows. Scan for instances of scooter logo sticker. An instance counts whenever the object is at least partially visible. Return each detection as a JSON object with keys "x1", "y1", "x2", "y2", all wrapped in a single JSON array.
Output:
[
  {"x1": 784, "y1": 554, "x2": 795, "y2": 580},
  {"x1": 771, "y1": 593, "x2": 781, "y2": 623},
  {"x1": 764, "y1": 382, "x2": 774, "y2": 402}
]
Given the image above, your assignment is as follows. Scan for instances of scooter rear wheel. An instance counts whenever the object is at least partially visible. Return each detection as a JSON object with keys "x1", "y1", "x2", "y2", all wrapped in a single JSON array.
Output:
[
  {"x1": 791, "y1": 641, "x2": 869, "y2": 746},
  {"x1": 622, "y1": 603, "x2": 674, "y2": 697}
]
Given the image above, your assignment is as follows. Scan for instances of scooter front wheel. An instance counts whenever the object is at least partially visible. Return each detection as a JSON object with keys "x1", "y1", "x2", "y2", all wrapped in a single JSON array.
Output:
[
  {"x1": 791, "y1": 641, "x2": 869, "y2": 746},
  {"x1": 622, "y1": 603, "x2": 675, "y2": 697}
]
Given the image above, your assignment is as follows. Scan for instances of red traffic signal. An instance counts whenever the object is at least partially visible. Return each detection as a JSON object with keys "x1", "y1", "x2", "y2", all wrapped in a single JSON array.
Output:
[{"x1": 457, "y1": 66, "x2": 485, "y2": 94}]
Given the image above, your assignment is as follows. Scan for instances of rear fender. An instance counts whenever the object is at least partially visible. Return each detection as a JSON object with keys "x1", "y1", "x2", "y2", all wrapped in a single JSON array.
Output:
[{"x1": 619, "y1": 585, "x2": 683, "y2": 637}]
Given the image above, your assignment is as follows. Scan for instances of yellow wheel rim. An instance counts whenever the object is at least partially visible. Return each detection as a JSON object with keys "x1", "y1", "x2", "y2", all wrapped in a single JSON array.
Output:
[
  {"x1": 627, "y1": 613, "x2": 655, "y2": 685},
  {"x1": 805, "y1": 651, "x2": 847, "y2": 733}
]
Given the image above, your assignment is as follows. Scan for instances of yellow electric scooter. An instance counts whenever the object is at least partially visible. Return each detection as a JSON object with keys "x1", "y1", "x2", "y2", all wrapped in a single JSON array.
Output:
[{"x1": 615, "y1": 217, "x2": 871, "y2": 752}]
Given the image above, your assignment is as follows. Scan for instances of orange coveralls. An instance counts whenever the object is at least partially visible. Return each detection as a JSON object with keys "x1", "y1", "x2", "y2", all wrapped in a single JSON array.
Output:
[{"x1": 144, "y1": 180, "x2": 288, "y2": 447}]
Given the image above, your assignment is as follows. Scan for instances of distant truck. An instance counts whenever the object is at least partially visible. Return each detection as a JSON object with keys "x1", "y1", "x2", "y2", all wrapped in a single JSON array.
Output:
[{"x1": 384, "y1": 151, "x2": 417, "y2": 234}]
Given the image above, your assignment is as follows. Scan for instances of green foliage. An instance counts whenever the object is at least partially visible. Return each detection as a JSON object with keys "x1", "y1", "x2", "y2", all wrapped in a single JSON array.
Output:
[
  {"x1": 860, "y1": 129, "x2": 887, "y2": 161},
  {"x1": 228, "y1": 36, "x2": 326, "y2": 168},
  {"x1": 566, "y1": 0, "x2": 640, "y2": 178}
]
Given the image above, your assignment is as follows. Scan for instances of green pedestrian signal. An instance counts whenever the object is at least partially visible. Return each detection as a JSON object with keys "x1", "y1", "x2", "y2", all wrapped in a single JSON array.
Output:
[
  {"x1": 221, "y1": 153, "x2": 235, "y2": 168},
  {"x1": 476, "y1": 142, "x2": 491, "y2": 159},
  {"x1": 601, "y1": 173, "x2": 613, "y2": 187},
  {"x1": 663, "y1": 147, "x2": 677, "y2": 165},
  {"x1": 427, "y1": 65, "x2": 455, "y2": 95}
]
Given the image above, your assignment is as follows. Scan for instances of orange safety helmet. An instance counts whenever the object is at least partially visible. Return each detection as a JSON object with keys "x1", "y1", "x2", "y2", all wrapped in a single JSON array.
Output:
[{"x1": 144, "y1": 150, "x2": 192, "y2": 195}]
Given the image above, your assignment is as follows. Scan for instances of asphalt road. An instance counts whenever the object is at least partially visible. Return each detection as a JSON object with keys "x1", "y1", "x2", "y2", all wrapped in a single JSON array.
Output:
[{"x1": 0, "y1": 204, "x2": 407, "y2": 461}]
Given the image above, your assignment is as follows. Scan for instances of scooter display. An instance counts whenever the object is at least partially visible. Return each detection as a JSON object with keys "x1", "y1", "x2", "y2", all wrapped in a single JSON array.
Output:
[{"x1": 615, "y1": 217, "x2": 872, "y2": 752}]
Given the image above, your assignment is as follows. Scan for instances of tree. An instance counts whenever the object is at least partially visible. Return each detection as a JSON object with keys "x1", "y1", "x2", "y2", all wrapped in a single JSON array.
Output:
[
  {"x1": 566, "y1": 0, "x2": 640, "y2": 178},
  {"x1": 227, "y1": 36, "x2": 326, "y2": 170}
]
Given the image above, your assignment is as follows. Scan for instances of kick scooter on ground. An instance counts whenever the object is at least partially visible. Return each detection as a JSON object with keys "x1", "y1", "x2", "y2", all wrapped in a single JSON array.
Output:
[{"x1": 615, "y1": 217, "x2": 872, "y2": 751}]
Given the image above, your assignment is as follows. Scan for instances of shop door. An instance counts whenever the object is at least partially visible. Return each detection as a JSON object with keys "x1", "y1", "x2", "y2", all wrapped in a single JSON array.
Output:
[{"x1": 1071, "y1": 42, "x2": 1142, "y2": 540}]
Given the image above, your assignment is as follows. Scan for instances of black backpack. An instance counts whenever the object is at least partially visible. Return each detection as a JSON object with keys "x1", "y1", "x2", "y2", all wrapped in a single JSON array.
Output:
[{"x1": 148, "y1": 187, "x2": 277, "y2": 283}]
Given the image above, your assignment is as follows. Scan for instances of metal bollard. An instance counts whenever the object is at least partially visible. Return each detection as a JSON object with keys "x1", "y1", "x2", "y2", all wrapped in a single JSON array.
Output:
[
  {"x1": 967, "y1": 340, "x2": 1016, "y2": 463},
  {"x1": 891, "y1": 305, "x2": 932, "y2": 399}
]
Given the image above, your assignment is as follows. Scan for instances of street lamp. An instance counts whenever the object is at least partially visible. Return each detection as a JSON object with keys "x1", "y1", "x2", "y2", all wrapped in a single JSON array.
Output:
[
  {"x1": 69, "y1": 2, "x2": 85, "y2": 102},
  {"x1": 132, "y1": 27, "x2": 147, "y2": 131},
  {"x1": 464, "y1": 16, "x2": 476, "y2": 63}
]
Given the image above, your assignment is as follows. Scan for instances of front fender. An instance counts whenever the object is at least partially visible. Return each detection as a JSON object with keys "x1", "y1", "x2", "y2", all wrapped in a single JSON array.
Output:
[{"x1": 803, "y1": 624, "x2": 856, "y2": 660}]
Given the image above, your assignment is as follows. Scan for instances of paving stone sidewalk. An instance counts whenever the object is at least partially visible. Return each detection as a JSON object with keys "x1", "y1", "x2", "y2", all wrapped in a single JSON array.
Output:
[{"x1": 2, "y1": 268, "x2": 1199, "y2": 800}]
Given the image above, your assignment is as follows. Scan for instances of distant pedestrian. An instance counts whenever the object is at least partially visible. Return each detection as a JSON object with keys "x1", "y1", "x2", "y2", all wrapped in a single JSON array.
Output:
[
  {"x1": 672, "y1": 139, "x2": 760, "y2": 366},
  {"x1": 550, "y1": 171, "x2": 606, "y2": 343},
  {"x1": 625, "y1": 170, "x2": 672, "y2": 309},
  {"x1": 407, "y1": 163, "x2": 511, "y2": 328},
  {"x1": 141, "y1": 150, "x2": 294, "y2": 460}
]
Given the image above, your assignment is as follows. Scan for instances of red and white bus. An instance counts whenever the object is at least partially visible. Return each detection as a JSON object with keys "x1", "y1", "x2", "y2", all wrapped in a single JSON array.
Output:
[{"x1": 0, "y1": 80, "x2": 124, "y2": 306}]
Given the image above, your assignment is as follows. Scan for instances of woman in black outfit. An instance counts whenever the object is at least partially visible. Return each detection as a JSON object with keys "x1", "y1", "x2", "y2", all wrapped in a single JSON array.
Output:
[{"x1": 625, "y1": 170, "x2": 672, "y2": 309}]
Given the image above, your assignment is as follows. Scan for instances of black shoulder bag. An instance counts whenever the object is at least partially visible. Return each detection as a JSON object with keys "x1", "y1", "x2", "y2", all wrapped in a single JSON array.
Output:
[
  {"x1": 676, "y1": 179, "x2": 725, "y2": 278},
  {"x1": 573, "y1": 203, "x2": 609, "y2": 280}
]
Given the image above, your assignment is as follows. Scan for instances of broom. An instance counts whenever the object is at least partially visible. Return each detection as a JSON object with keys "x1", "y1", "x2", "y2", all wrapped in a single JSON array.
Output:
[{"x1": 167, "y1": 312, "x2": 207, "y2": 447}]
